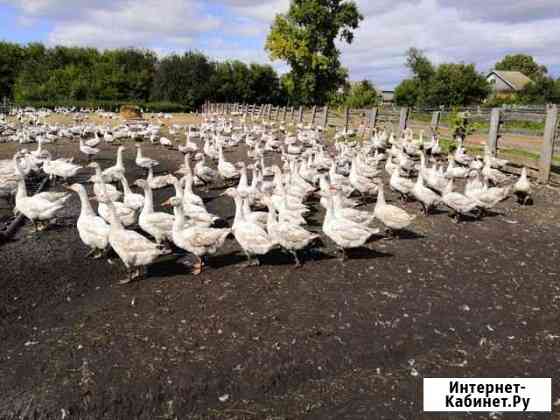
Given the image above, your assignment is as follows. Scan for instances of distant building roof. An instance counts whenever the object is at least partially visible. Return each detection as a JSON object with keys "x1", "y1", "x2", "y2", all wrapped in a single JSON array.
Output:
[{"x1": 487, "y1": 70, "x2": 533, "y2": 91}]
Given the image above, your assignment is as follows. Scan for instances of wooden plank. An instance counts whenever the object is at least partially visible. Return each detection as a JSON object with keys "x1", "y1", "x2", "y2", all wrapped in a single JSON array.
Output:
[
  {"x1": 398, "y1": 107, "x2": 409, "y2": 137},
  {"x1": 539, "y1": 104, "x2": 559, "y2": 183},
  {"x1": 487, "y1": 108, "x2": 501, "y2": 156},
  {"x1": 322, "y1": 106, "x2": 329, "y2": 128},
  {"x1": 431, "y1": 111, "x2": 441, "y2": 130},
  {"x1": 370, "y1": 107, "x2": 378, "y2": 129},
  {"x1": 310, "y1": 105, "x2": 317, "y2": 126},
  {"x1": 297, "y1": 106, "x2": 304, "y2": 123}
]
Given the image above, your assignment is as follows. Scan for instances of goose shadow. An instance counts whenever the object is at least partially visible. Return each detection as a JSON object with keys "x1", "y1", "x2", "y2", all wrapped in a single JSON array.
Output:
[
  {"x1": 391, "y1": 229, "x2": 425, "y2": 240},
  {"x1": 343, "y1": 246, "x2": 394, "y2": 260},
  {"x1": 148, "y1": 255, "x2": 194, "y2": 279}
]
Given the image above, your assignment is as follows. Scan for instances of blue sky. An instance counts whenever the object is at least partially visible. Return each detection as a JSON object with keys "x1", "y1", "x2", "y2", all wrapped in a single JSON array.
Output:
[{"x1": 1, "y1": 0, "x2": 559, "y2": 89}]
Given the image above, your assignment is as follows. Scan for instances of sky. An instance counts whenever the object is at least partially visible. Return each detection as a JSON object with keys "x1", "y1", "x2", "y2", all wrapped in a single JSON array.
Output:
[{"x1": 0, "y1": 0, "x2": 559, "y2": 89}]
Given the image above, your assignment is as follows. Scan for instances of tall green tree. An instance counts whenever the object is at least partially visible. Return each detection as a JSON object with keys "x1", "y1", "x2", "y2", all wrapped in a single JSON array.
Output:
[
  {"x1": 265, "y1": 0, "x2": 363, "y2": 105},
  {"x1": 425, "y1": 63, "x2": 490, "y2": 107},
  {"x1": 344, "y1": 80, "x2": 379, "y2": 108},
  {"x1": 494, "y1": 54, "x2": 547, "y2": 80}
]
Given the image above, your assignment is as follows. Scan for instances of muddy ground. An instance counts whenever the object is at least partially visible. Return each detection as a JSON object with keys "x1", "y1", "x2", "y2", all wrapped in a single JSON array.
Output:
[{"x1": 1, "y1": 115, "x2": 560, "y2": 419}]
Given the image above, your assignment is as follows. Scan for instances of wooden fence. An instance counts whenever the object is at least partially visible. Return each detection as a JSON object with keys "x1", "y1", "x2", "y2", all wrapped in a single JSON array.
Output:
[{"x1": 202, "y1": 102, "x2": 560, "y2": 184}]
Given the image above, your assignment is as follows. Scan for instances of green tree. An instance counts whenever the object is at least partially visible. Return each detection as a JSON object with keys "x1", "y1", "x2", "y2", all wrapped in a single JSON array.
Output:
[
  {"x1": 495, "y1": 54, "x2": 547, "y2": 80},
  {"x1": 344, "y1": 80, "x2": 379, "y2": 108},
  {"x1": 0, "y1": 42, "x2": 26, "y2": 99},
  {"x1": 518, "y1": 76, "x2": 560, "y2": 104},
  {"x1": 425, "y1": 63, "x2": 490, "y2": 107},
  {"x1": 394, "y1": 79, "x2": 420, "y2": 106},
  {"x1": 265, "y1": 0, "x2": 363, "y2": 105}
]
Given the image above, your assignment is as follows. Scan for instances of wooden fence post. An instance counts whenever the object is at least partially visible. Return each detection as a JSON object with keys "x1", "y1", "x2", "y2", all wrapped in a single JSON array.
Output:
[
  {"x1": 311, "y1": 105, "x2": 317, "y2": 126},
  {"x1": 282, "y1": 106, "x2": 287, "y2": 122},
  {"x1": 370, "y1": 107, "x2": 378, "y2": 130},
  {"x1": 322, "y1": 105, "x2": 329, "y2": 128},
  {"x1": 398, "y1": 107, "x2": 409, "y2": 137},
  {"x1": 289, "y1": 106, "x2": 294, "y2": 121},
  {"x1": 487, "y1": 108, "x2": 501, "y2": 156},
  {"x1": 431, "y1": 111, "x2": 441, "y2": 130},
  {"x1": 298, "y1": 106, "x2": 304, "y2": 123},
  {"x1": 344, "y1": 107, "x2": 350, "y2": 132},
  {"x1": 539, "y1": 104, "x2": 559, "y2": 183}
]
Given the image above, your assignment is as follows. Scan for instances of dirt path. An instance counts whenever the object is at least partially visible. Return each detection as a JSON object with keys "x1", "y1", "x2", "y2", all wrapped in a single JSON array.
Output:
[{"x1": 1, "y1": 124, "x2": 560, "y2": 418}]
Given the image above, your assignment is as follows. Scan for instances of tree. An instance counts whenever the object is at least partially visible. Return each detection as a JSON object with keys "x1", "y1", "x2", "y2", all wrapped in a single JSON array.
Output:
[
  {"x1": 518, "y1": 76, "x2": 560, "y2": 104},
  {"x1": 394, "y1": 79, "x2": 420, "y2": 107},
  {"x1": 151, "y1": 52, "x2": 213, "y2": 108},
  {"x1": 265, "y1": 0, "x2": 363, "y2": 105},
  {"x1": 425, "y1": 63, "x2": 490, "y2": 107},
  {"x1": 344, "y1": 80, "x2": 379, "y2": 108},
  {"x1": 494, "y1": 54, "x2": 547, "y2": 81},
  {"x1": 405, "y1": 47, "x2": 435, "y2": 84}
]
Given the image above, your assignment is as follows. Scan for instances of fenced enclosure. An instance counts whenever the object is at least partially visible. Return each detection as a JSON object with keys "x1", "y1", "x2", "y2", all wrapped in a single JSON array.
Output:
[{"x1": 203, "y1": 102, "x2": 560, "y2": 184}]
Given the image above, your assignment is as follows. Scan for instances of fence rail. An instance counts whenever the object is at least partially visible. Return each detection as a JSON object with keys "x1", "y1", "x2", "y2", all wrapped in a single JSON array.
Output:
[{"x1": 202, "y1": 102, "x2": 560, "y2": 184}]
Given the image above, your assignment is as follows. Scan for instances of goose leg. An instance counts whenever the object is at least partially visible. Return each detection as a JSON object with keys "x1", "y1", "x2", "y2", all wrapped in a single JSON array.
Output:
[
  {"x1": 192, "y1": 255, "x2": 203, "y2": 275},
  {"x1": 119, "y1": 268, "x2": 133, "y2": 284},
  {"x1": 291, "y1": 250, "x2": 302, "y2": 268}
]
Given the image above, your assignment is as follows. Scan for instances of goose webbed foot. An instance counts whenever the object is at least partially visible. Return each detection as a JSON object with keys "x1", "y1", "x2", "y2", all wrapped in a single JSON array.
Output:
[{"x1": 119, "y1": 268, "x2": 134, "y2": 284}]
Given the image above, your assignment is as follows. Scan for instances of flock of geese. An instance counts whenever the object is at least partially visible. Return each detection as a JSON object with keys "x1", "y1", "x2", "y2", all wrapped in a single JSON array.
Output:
[{"x1": 0, "y1": 109, "x2": 533, "y2": 283}]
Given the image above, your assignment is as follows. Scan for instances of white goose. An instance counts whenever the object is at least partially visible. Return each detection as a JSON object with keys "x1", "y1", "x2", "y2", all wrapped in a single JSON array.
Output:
[
  {"x1": 135, "y1": 144, "x2": 159, "y2": 170},
  {"x1": 222, "y1": 188, "x2": 276, "y2": 266},
  {"x1": 321, "y1": 191, "x2": 379, "y2": 260},
  {"x1": 66, "y1": 183, "x2": 110, "y2": 257},
  {"x1": 79, "y1": 139, "x2": 100, "y2": 161},
  {"x1": 374, "y1": 182, "x2": 416, "y2": 235},
  {"x1": 217, "y1": 145, "x2": 240, "y2": 183},
  {"x1": 162, "y1": 197, "x2": 231, "y2": 275},
  {"x1": 88, "y1": 162, "x2": 122, "y2": 202},
  {"x1": 134, "y1": 179, "x2": 174, "y2": 243},
  {"x1": 262, "y1": 195, "x2": 319, "y2": 267},
  {"x1": 100, "y1": 199, "x2": 169, "y2": 284},
  {"x1": 513, "y1": 167, "x2": 532, "y2": 205},
  {"x1": 15, "y1": 178, "x2": 69, "y2": 231},
  {"x1": 442, "y1": 179, "x2": 481, "y2": 222},
  {"x1": 119, "y1": 174, "x2": 144, "y2": 211},
  {"x1": 412, "y1": 175, "x2": 441, "y2": 215},
  {"x1": 101, "y1": 146, "x2": 126, "y2": 182}
]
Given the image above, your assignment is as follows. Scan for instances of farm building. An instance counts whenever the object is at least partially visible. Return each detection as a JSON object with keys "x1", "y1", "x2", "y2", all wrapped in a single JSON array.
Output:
[{"x1": 486, "y1": 70, "x2": 532, "y2": 97}]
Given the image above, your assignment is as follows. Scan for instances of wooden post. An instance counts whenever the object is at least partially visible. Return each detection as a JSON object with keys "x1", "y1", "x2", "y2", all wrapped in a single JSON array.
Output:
[
  {"x1": 311, "y1": 105, "x2": 317, "y2": 126},
  {"x1": 487, "y1": 108, "x2": 501, "y2": 156},
  {"x1": 431, "y1": 111, "x2": 441, "y2": 130},
  {"x1": 322, "y1": 105, "x2": 329, "y2": 128},
  {"x1": 370, "y1": 107, "x2": 378, "y2": 130},
  {"x1": 282, "y1": 106, "x2": 287, "y2": 122},
  {"x1": 290, "y1": 106, "x2": 295, "y2": 121},
  {"x1": 344, "y1": 107, "x2": 350, "y2": 132},
  {"x1": 297, "y1": 106, "x2": 304, "y2": 123},
  {"x1": 398, "y1": 107, "x2": 409, "y2": 137},
  {"x1": 539, "y1": 104, "x2": 559, "y2": 183},
  {"x1": 275, "y1": 106, "x2": 280, "y2": 121}
]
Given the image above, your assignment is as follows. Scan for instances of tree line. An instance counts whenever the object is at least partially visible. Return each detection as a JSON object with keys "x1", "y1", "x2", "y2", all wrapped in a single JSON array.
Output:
[{"x1": 0, "y1": 42, "x2": 286, "y2": 110}]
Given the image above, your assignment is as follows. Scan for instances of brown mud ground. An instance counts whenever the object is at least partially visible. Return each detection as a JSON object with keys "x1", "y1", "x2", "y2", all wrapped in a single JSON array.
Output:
[{"x1": 1, "y1": 115, "x2": 560, "y2": 419}]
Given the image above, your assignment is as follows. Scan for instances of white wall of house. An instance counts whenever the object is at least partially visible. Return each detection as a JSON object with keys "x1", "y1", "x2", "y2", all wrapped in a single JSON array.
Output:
[{"x1": 487, "y1": 73, "x2": 512, "y2": 92}]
